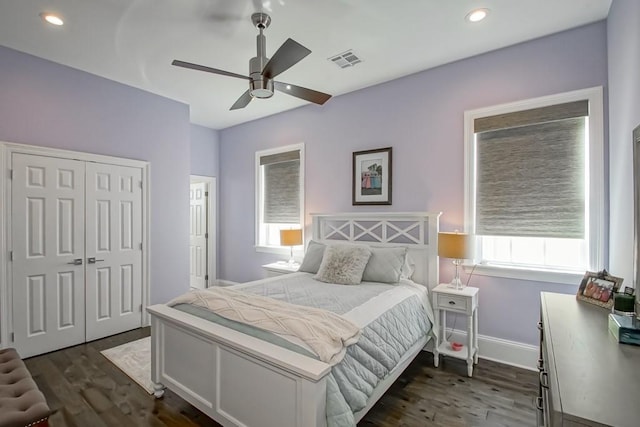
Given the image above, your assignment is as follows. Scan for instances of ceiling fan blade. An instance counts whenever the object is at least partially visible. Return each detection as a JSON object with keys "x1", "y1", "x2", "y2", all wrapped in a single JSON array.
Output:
[
  {"x1": 230, "y1": 89, "x2": 253, "y2": 110},
  {"x1": 274, "y1": 81, "x2": 331, "y2": 105},
  {"x1": 261, "y1": 39, "x2": 311, "y2": 79},
  {"x1": 172, "y1": 60, "x2": 250, "y2": 81}
]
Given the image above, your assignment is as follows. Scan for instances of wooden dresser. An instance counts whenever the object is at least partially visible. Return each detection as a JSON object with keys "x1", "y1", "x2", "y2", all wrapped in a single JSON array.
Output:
[{"x1": 538, "y1": 292, "x2": 640, "y2": 427}]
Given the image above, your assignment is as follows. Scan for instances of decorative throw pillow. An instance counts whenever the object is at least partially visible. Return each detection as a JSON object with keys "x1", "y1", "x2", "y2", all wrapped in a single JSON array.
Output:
[
  {"x1": 400, "y1": 253, "x2": 415, "y2": 280},
  {"x1": 299, "y1": 240, "x2": 327, "y2": 274},
  {"x1": 362, "y1": 247, "x2": 407, "y2": 284},
  {"x1": 314, "y1": 244, "x2": 372, "y2": 285}
]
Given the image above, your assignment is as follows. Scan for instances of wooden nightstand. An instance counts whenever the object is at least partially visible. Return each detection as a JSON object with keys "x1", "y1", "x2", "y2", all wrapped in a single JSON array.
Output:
[
  {"x1": 432, "y1": 283, "x2": 479, "y2": 377},
  {"x1": 261, "y1": 262, "x2": 300, "y2": 278}
]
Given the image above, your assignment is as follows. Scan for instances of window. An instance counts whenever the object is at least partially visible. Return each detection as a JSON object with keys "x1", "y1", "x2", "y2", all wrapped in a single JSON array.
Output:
[
  {"x1": 255, "y1": 143, "x2": 304, "y2": 251},
  {"x1": 464, "y1": 88, "x2": 604, "y2": 283}
]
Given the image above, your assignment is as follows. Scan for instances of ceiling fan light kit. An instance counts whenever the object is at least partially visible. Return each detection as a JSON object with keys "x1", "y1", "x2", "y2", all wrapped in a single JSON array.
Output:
[{"x1": 172, "y1": 12, "x2": 331, "y2": 110}]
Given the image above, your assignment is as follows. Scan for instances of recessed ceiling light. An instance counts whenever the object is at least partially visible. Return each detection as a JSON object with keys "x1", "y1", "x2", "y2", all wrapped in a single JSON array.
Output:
[
  {"x1": 40, "y1": 12, "x2": 64, "y2": 26},
  {"x1": 286, "y1": 85, "x2": 291, "y2": 90},
  {"x1": 466, "y1": 8, "x2": 489, "y2": 23}
]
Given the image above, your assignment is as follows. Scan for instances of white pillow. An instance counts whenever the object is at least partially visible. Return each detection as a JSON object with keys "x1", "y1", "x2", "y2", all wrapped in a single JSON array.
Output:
[
  {"x1": 362, "y1": 247, "x2": 407, "y2": 283},
  {"x1": 314, "y1": 244, "x2": 372, "y2": 285},
  {"x1": 299, "y1": 240, "x2": 326, "y2": 274}
]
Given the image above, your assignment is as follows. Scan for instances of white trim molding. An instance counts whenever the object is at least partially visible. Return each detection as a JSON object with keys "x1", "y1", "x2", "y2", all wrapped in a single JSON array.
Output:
[
  {"x1": 463, "y1": 264, "x2": 584, "y2": 286},
  {"x1": 216, "y1": 279, "x2": 239, "y2": 287}
]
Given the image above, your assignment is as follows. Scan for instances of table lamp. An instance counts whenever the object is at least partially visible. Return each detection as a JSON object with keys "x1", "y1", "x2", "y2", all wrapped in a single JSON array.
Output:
[
  {"x1": 438, "y1": 231, "x2": 472, "y2": 290},
  {"x1": 280, "y1": 229, "x2": 302, "y2": 266}
]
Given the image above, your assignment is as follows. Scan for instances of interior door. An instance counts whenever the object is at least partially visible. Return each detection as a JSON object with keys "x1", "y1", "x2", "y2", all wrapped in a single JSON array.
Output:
[
  {"x1": 85, "y1": 162, "x2": 143, "y2": 341},
  {"x1": 190, "y1": 182, "x2": 208, "y2": 289},
  {"x1": 11, "y1": 153, "x2": 86, "y2": 357}
]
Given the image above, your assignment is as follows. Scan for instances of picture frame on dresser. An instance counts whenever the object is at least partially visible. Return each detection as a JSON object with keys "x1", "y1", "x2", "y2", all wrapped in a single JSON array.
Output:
[
  {"x1": 352, "y1": 147, "x2": 392, "y2": 205},
  {"x1": 576, "y1": 270, "x2": 623, "y2": 309}
]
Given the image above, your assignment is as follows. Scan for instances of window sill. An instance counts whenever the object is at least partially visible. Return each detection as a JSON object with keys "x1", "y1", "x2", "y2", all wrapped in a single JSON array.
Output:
[{"x1": 462, "y1": 263, "x2": 583, "y2": 285}]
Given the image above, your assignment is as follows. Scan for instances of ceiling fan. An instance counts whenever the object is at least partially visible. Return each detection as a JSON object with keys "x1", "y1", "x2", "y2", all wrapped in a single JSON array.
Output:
[{"x1": 172, "y1": 12, "x2": 332, "y2": 110}]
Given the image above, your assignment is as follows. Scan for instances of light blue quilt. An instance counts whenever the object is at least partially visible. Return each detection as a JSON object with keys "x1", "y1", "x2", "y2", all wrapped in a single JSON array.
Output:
[{"x1": 172, "y1": 273, "x2": 432, "y2": 426}]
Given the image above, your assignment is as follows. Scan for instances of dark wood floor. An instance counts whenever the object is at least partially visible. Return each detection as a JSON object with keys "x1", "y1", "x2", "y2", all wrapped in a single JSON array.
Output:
[{"x1": 24, "y1": 328, "x2": 538, "y2": 426}]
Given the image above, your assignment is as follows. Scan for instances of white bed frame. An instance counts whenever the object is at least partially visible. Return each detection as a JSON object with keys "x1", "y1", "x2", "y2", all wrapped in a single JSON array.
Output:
[{"x1": 147, "y1": 212, "x2": 441, "y2": 427}]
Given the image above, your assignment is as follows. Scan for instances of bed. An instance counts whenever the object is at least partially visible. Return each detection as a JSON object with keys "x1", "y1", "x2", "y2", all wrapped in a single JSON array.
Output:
[{"x1": 147, "y1": 212, "x2": 441, "y2": 427}]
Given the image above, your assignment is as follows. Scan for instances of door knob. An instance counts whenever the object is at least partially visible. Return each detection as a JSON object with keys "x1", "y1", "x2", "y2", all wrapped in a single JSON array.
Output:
[
  {"x1": 87, "y1": 257, "x2": 105, "y2": 264},
  {"x1": 67, "y1": 258, "x2": 83, "y2": 265}
]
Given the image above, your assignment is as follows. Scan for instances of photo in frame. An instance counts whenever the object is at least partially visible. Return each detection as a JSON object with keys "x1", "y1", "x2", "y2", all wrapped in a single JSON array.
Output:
[
  {"x1": 352, "y1": 147, "x2": 392, "y2": 205},
  {"x1": 576, "y1": 270, "x2": 623, "y2": 309}
]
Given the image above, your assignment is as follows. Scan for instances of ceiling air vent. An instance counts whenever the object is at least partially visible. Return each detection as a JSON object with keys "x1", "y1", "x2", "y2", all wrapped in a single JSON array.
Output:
[{"x1": 328, "y1": 50, "x2": 362, "y2": 68}]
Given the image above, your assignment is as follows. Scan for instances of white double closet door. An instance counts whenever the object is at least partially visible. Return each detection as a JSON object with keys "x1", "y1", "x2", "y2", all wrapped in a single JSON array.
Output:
[{"x1": 11, "y1": 153, "x2": 143, "y2": 357}]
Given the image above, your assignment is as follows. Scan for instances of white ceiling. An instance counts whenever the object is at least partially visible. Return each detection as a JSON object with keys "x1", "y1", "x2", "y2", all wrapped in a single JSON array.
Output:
[{"x1": 0, "y1": 0, "x2": 611, "y2": 130}]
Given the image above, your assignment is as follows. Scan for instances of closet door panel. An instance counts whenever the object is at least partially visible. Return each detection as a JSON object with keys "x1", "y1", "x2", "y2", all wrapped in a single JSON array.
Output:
[
  {"x1": 85, "y1": 163, "x2": 143, "y2": 340},
  {"x1": 11, "y1": 154, "x2": 85, "y2": 358}
]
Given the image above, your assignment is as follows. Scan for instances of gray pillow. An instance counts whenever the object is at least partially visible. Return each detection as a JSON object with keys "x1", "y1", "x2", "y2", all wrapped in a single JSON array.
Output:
[
  {"x1": 299, "y1": 240, "x2": 327, "y2": 273},
  {"x1": 314, "y1": 244, "x2": 372, "y2": 285},
  {"x1": 362, "y1": 247, "x2": 407, "y2": 284}
]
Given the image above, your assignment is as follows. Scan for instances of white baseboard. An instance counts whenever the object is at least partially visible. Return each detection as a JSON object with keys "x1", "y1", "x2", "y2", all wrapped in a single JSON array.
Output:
[
  {"x1": 443, "y1": 328, "x2": 538, "y2": 371},
  {"x1": 213, "y1": 279, "x2": 239, "y2": 287}
]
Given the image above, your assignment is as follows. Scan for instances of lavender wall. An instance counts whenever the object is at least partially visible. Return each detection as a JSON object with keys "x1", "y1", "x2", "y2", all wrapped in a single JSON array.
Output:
[
  {"x1": 219, "y1": 22, "x2": 608, "y2": 346},
  {"x1": 190, "y1": 124, "x2": 220, "y2": 177},
  {"x1": 0, "y1": 45, "x2": 191, "y2": 304},
  {"x1": 608, "y1": 0, "x2": 640, "y2": 288}
]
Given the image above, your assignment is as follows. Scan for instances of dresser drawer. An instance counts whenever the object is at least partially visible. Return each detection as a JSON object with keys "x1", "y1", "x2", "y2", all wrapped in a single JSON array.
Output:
[{"x1": 436, "y1": 293, "x2": 469, "y2": 313}]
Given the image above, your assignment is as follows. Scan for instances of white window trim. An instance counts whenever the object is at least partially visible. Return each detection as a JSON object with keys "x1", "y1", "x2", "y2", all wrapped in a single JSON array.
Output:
[
  {"x1": 462, "y1": 263, "x2": 585, "y2": 285},
  {"x1": 255, "y1": 143, "x2": 305, "y2": 254},
  {"x1": 463, "y1": 87, "x2": 605, "y2": 284}
]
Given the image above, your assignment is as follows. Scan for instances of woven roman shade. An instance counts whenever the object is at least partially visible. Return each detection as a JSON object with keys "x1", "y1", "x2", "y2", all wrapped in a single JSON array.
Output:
[
  {"x1": 261, "y1": 150, "x2": 300, "y2": 224},
  {"x1": 474, "y1": 101, "x2": 588, "y2": 238}
]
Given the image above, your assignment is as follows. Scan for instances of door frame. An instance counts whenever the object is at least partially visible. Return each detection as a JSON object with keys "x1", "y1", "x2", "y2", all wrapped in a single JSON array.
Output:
[
  {"x1": 0, "y1": 141, "x2": 151, "y2": 348},
  {"x1": 190, "y1": 175, "x2": 217, "y2": 286}
]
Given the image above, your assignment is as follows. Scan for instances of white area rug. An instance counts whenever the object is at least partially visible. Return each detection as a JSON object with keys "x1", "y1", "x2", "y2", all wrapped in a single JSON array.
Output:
[{"x1": 101, "y1": 336, "x2": 153, "y2": 394}]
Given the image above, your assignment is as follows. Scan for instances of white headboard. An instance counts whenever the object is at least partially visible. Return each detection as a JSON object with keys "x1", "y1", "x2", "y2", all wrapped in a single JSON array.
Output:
[{"x1": 311, "y1": 212, "x2": 441, "y2": 289}]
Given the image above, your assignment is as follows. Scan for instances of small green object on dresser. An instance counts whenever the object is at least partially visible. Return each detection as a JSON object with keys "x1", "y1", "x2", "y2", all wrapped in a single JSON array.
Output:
[
  {"x1": 613, "y1": 287, "x2": 636, "y2": 315},
  {"x1": 608, "y1": 313, "x2": 640, "y2": 346}
]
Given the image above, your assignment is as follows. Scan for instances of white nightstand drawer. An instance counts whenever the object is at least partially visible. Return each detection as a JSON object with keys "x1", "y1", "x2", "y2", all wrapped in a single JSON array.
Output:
[{"x1": 436, "y1": 293, "x2": 469, "y2": 313}]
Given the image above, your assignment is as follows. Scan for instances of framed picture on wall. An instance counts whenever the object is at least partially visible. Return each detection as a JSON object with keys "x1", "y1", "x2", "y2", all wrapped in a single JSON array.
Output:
[
  {"x1": 576, "y1": 270, "x2": 623, "y2": 309},
  {"x1": 352, "y1": 147, "x2": 392, "y2": 205}
]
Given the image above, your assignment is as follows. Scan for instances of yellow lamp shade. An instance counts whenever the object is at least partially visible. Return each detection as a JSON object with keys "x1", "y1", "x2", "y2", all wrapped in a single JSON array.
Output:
[
  {"x1": 280, "y1": 229, "x2": 302, "y2": 246},
  {"x1": 438, "y1": 232, "x2": 471, "y2": 259}
]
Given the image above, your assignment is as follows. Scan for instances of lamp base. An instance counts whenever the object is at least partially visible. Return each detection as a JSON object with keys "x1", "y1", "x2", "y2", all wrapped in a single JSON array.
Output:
[
  {"x1": 287, "y1": 247, "x2": 297, "y2": 267},
  {"x1": 447, "y1": 277, "x2": 464, "y2": 290},
  {"x1": 446, "y1": 259, "x2": 465, "y2": 290}
]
